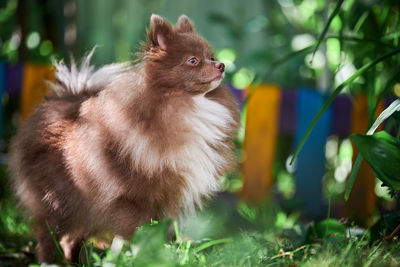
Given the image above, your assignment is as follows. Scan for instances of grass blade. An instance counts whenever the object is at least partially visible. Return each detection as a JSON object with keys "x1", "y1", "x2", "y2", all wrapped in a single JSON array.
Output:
[
  {"x1": 353, "y1": 11, "x2": 368, "y2": 33},
  {"x1": 311, "y1": 0, "x2": 345, "y2": 62},
  {"x1": 367, "y1": 99, "x2": 400, "y2": 135},
  {"x1": 264, "y1": 34, "x2": 395, "y2": 82},
  {"x1": 194, "y1": 238, "x2": 233, "y2": 252},
  {"x1": 173, "y1": 221, "x2": 181, "y2": 242},
  {"x1": 45, "y1": 220, "x2": 67, "y2": 264},
  {"x1": 326, "y1": 35, "x2": 395, "y2": 49},
  {"x1": 179, "y1": 241, "x2": 192, "y2": 264},
  {"x1": 372, "y1": 69, "x2": 400, "y2": 117},
  {"x1": 265, "y1": 44, "x2": 315, "y2": 78},
  {"x1": 344, "y1": 154, "x2": 363, "y2": 200},
  {"x1": 344, "y1": 70, "x2": 400, "y2": 199},
  {"x1": 344, "y1": 99, "x2": 400, "y2": 200},
  {"x1": 290, "y1": 46, "x2": 400, "y2": 165}
]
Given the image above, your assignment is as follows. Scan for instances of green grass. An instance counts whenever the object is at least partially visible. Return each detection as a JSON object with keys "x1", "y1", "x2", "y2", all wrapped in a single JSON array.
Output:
[
  {"x1": 72, "y1": 208, "x2": 400, "y2": 267},
  {"x1": 1, "y1": 194, "x2": 400, "y2": 267},
  {"x1": 0, "y1": 161, "x2": 399, "y2": 267}
]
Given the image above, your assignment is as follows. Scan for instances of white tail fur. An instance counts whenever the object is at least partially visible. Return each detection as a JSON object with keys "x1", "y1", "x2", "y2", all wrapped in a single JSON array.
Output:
[{"x1": 49, "y1": 48, "x2": 130, "y2": 97}]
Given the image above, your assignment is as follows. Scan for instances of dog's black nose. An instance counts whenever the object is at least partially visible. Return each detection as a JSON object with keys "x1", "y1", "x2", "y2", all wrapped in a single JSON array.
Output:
[{"x1": 215, "y1": 62, "x2": 225, "y2": 72}]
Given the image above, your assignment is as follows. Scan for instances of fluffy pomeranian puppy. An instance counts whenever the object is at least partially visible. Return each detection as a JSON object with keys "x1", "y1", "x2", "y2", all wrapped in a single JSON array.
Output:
[{"x1": 9, "y1": 14, "x2": 238, "y2": 263}]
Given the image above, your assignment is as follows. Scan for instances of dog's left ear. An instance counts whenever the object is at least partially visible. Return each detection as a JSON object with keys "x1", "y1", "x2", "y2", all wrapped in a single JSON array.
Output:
[
  {"x1": 176, "y1": 15, "x2": 194, "y2": 33},
  {"x1": 148, "y1": 14, "x2": 173, "y2": 50}
]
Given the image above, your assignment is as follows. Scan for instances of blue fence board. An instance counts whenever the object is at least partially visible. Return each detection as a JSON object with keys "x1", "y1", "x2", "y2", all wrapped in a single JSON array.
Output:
[{"x1": 294, "y1": 89, "x2": 333, "y2": 219}]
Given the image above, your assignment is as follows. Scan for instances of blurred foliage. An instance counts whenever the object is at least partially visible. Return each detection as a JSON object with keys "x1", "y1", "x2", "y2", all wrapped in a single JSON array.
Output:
[
  {"x1": 0, "y1": 0, "x2": 19, "y2": 63},
  {"x1": 323, "y1": 137, "x2": 353, "y2": 201},
  {"x1": 2, "y1": 0, "x2": 399, "y2": 93},
  {"x1": 1, "y1": 0, "x2": 400, "y2": 265},
  {"x1": 352, "y1": 131, "x2": 400, "y2": 191},
  {"x1": 30, "y1": 205, "x2": 400, "y2": 266},
  {"x1": 0, "y1": 164, "x2": 33, "y2": 266}
]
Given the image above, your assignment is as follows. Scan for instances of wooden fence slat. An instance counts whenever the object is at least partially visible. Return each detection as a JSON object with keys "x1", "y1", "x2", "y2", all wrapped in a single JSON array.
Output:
[
  {"x1": 0, "y1": 62, "x2": 5, "y2": 138},
  {"x1": 279, "y1": 90, "x2": 297, "y2": 135},
  {"x1": 294, "y1": 89, "x2": 332, "y2": 219},
  {"x1": 241, "y1": 85, "x2": 281, "y2": 202},
  {"x1": 21, "y1": 64, "x2": 54, "y2": 121},
  {"x1": 6, "y1": 63, "x2": 24, "y2": 96},
  {"x1": 332, "y1": 95, "x2": 352, "y2": 138},
  {"x1": 344, "y1": 95, "x2": 383, "y2": 227},
  {"x1": 228, "y1": 84, "x2": 245, "y2": 110}
]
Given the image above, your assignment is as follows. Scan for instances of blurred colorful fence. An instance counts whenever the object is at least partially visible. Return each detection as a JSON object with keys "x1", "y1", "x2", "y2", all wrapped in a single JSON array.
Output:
[
  {"x1": 0, "y1": 62, "x2": 54, "y2": 123},
  {"x1": 0, "y1": 62, "x2": 387, "y2": 224},
  {"x1": 233, "y1": 84, "x2": 385, "y2": 224}
]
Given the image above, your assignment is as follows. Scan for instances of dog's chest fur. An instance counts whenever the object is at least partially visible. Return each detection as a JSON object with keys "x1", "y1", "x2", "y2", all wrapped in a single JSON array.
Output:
[
  {"x1": 175, "y1": 95, "x2": 233, "y2": 213},
  {"x1": 70, "y1": 90, "x2": 234, "y2": 217}
]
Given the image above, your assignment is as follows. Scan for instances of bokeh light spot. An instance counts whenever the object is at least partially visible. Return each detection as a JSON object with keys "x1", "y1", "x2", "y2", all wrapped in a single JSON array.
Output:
[
  {"x1": 39, "y1": 40, "x2": 53, "y2": 56},
  {"x1": 26, "y1": 32, "x2": 40, "y2": 49},
  {"x1": 216, "y1": 48, "x2": 237, "y2": 73},
  {"x1": 291, "y1": 34, "x2": 315, "y2": 51},
  {"x1": 232, "y1": 68, "x2": 255, "y2": 89}
]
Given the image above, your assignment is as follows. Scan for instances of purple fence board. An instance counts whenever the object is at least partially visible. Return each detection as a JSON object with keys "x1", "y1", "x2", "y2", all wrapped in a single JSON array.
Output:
[
  {"x1": 332, "y1": 95, "x2": 353, "y2": 138},
  {"x1": 0, "y1": 62, "x2": 5, "y2": 138},
  {"x1": 5, "y1": 63, "x2": 24, "y2": 96},
  {"x1": 385, "y1": 97, "x2": 397, "y2": 107},
  {"x1": 279, "y1": 90, "x2": 297, "y2": 135},
  {"x1": 227, "y1": 84, "x2": 244, "y2": 110}
]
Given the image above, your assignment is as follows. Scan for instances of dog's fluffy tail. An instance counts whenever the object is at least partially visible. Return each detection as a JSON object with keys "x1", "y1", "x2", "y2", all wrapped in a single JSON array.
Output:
[{"x1": 49, "y1": 48, "x2": 130, "y2": 97}]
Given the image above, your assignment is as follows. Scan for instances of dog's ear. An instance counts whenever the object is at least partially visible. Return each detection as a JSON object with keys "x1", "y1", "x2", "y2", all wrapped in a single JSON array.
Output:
[
  {"x1": 148, "y1": 14, "x2": 173, "y2": 50},
  {"x1": 176, "y1": 15, "x2": 194, "y2": 33}
]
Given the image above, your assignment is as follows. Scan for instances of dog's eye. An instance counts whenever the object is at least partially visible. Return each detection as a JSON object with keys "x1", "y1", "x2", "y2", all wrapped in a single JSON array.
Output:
[
  {"x1": 187, "y1": 57, "x2": 199, "y2": 65},
  {"x1": 210, "y1": 57, "x2": 215, "y2": 61}
]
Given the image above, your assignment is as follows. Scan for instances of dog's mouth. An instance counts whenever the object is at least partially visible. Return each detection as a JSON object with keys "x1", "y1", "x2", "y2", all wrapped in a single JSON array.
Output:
[
  {"x1": 199, "y1": 73, "x2": 225, "y2": 84},
  {"x1": 188, "y1": 73, "x2": 224, "y2": 94}
]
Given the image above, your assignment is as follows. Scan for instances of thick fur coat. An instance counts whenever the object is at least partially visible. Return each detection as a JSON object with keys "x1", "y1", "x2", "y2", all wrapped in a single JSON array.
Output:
[{"x1": 9, "y1": 14, "x2": 239, "y2": 263}]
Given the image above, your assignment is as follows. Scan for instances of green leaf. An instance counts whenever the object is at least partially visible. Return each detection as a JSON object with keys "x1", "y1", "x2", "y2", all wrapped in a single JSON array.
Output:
[
  {"x1": 344, "y1": 155, "x2": 363, "y2": 201},
  {"x1": 366, "y1": 99, "x2": 400, "y2": 135},
  {"x1": 345, "y1": 74, "x2": 400, "y2": 200},
  {"x1": 315, "y1": 218, "x2": 346, "y2": 239},
  {"x1": 45, "y1": 220, "x2": 68, "y2": 264},
  {"x1": 173, "y1": 221, "x2": 181, "y2": 242},
  {"x1": 372, "y1": 70, "x2": 400, "y2": 118},
  {"x1": 291, "y1": 46, "x2": 400, "y2": 165},
  {"x1": 351, "y1": 131, "x2": 400, "y2": 190},
  {"x1": 194, "y1": 238, "x2": 233, "y2": 252},
  {"x1": 92, "y1": 252, "x2": 102, "y2": 263},
  {"x1": 370, "y1": 210, "x2": 400, "y2": 241},
  {"x1": 266, "y1": 44, "x2": 315, "y2": 77},
  {"x1": 311, "y1": 0, "x2": 345, "y2": 62},
  {"x1": 130, "y1": 219, "x2": 176, "y2": 265},
  {"x1": 326, "y1": 35, "x2": 395, "y2": 49}
]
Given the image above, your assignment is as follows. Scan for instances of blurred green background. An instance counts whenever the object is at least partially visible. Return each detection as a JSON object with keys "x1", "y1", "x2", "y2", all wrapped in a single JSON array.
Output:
[
  {"x1": 2, "y1": 0, "x2": 369, "y2": 87},
  {"x1": 1, "y1": 0, "x2": 400, "y2": 266}
]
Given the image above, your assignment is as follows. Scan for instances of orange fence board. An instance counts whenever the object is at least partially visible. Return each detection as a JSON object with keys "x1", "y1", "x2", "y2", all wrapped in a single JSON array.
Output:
[
  {"x1": 241, "y1": 85, "x2": 281, "y2": 202},
  {"x1": 345, "y1": 95, "x2": 383, "y2": 227},
  {"x1": 21, "y1": 64, "x2": 54, "y2": 121}
]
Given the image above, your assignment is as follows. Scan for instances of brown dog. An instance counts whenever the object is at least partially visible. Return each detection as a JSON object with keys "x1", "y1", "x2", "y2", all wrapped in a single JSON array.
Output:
[{"x1": 9, "y1": 14, "x2": 238, "y2": 263}]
